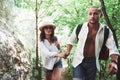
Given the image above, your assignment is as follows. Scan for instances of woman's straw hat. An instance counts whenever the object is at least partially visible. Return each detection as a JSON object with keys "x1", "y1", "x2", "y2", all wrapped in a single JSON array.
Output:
[{"x1": 39, "y1": 21, "x2": 56, "y2": 31}]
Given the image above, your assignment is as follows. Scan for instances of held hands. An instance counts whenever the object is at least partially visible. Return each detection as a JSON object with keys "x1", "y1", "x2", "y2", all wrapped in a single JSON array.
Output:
[
  {"x1": 108, "y1": 61, "x2": 118, "y2": 75},
  {"x1": 55, "y1": 52, "x2": 66, "y2": 58},
  {"x1": 55, "y1": 51, "x2": 69, "y2": 59}
]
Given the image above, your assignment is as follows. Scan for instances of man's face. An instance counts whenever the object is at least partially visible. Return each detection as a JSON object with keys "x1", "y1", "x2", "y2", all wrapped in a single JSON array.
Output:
[{"x1": 88, "y1": 7, "x2": 101, "y2": 24}]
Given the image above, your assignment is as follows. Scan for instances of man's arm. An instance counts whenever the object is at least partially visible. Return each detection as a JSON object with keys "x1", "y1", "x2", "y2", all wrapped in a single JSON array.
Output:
[
  {"x1": 65, "y1": 44, "x2": 73, "y2": 58},
  {"x1": 54, "y1": 44, "x2": 73, "y2": 58},
  {"x1": 110, "y1": 54, "x2": 118, "y2": 63}
]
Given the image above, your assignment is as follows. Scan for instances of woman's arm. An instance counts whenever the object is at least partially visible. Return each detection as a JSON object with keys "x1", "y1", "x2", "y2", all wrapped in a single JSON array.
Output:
[{"x1": 40, "y1": 42, "x2": 58, "y2": 57}]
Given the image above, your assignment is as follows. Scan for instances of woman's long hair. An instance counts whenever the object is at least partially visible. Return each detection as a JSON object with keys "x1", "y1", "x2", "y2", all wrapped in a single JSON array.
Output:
[{"x1": 40, "y1": 27, "x2": 57, "y2": 43}]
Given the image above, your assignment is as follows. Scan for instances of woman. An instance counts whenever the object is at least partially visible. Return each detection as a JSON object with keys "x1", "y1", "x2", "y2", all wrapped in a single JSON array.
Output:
[{"x1": 39, "y1": 21, "x2": 64, "y2": 80}]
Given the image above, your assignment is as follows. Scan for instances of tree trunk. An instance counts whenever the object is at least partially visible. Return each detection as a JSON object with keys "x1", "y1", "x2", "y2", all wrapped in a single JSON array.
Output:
[
  {"x1": 99, "y1": 0, "x2": 120, "y2": 80},
  {"x1": 35, "y1": 0, "x2": 38, "y2": 69},
  {"x1": 35, "y1": 0, "x2": 42, "y2": 80}
]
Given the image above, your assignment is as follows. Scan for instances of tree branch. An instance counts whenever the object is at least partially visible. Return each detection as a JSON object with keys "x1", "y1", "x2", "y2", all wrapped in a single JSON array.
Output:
[
  {"x1": 99, "y1": 1, "x2": 120, "y2": 80},
  {"x1": 99, "y1": 0, "x2": 118, "y2": 47}
]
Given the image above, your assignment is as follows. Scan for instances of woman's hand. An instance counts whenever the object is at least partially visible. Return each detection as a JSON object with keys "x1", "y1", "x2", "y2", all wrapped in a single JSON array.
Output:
[{"x1": 55, "y1": 52, "x2": 66, "y2": 58}]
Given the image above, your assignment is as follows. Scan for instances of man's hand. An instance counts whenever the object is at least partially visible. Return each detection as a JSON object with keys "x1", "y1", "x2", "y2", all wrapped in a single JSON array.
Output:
[
  {"x1": 55, "y1": 51, "x2": 70, "y2": 59},
  {"x1": 55, "y1": 52, "x2": 66, "y2": 58},
  {"x1": 108, "y1": 61, "x2": 118, "y2": 75}
]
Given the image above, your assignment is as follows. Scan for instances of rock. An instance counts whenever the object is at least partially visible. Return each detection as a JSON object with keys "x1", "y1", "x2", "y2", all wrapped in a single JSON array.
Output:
[{"x1": 0, "y1": 22, "x2": 30, "y2": 80}]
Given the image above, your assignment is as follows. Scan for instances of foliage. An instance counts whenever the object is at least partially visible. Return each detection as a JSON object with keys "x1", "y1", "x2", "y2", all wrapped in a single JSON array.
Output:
[
  {"x1": 14, "y1": 0, "x2": 37, "y2": 9},
  {"x1": 97, "y1": 60, "x2": 117, "y2": 80},
  {"x1": 104, "y1": 0, "x2": 120, "y2": 48},
  {"x1": 31, "y1": 57, "x2": 44, "y2": 79}
]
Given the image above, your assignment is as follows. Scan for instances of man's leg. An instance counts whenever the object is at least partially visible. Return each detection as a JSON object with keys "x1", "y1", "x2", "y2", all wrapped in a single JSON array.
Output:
[
  {"x1": 73, "y1": 64, "x2": 85, "y2": 80},
  {"x1": 85, "y1": 62, "x2": 97, "y2": 80},
  {"x1": 83, "y1": 56, "x2": 97, "y2": 80}
]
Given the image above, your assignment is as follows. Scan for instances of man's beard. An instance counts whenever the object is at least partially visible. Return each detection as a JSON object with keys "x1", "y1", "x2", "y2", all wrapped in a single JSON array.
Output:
[{"x1": 89, "y1": 20, "x2": 98, "y2": 24}]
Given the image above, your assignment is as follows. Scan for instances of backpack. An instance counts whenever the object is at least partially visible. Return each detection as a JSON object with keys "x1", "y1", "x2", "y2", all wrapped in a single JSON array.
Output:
[{"x1": 76, "y1": 24, "x2": 109, "y2": 60}]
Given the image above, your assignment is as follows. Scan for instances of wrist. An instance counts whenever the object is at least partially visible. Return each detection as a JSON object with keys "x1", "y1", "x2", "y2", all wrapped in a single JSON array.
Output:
[{"x1": 66, "y1": 51, "x2": 70, "y2": 55}]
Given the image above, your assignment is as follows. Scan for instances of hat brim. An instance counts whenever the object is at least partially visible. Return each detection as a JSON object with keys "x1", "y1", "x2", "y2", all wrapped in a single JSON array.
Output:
[{"x1": 39, "y1": 23, "x2": 56, "y2": 31}]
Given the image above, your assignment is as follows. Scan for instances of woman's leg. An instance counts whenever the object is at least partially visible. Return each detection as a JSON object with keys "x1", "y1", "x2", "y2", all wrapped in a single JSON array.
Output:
[
  {"x1": 45, "y1": 72, "x2": 52, "y2": 80},
  {"x1": 52, "y1": 68, "x2": 61, "y2": 80},
  {"x1": 52, "y1": 59, "x2": 62, "y2": 80}
]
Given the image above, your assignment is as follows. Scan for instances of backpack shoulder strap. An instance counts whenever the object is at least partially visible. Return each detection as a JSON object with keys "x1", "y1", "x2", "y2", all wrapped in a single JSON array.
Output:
[
  {"x1": 103, "y1": 26, "x2": 109, "y2": 44},
  {"x1": 99, "y1": 26, "x2": 109, "y2": 60},
  {"x1": 76, "y1": 24, "x2": 83, "y2": 41}
]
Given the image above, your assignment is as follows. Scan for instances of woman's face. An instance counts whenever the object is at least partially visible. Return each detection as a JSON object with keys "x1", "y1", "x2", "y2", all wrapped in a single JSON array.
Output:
[{"x1": 44, "y1": 26, "x2": 53, "y2": 35}]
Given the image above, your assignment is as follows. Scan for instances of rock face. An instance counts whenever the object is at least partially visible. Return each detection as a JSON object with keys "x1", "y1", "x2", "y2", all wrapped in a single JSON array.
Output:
[
  {"x1": 0, "y1": 0, "x2": 31, "y2": 79},
  {"x1": 0, "y1": 22, "x2": 30, "y2": 80}
]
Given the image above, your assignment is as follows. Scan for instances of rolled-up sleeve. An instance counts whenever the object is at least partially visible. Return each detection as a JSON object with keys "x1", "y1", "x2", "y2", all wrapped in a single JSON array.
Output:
[
  {"x1": 67, "y1": 26, "x2": 77, "y2": 45},
  {"x1": 106, "y1": 29, "x2": 119, "y2": 55}
]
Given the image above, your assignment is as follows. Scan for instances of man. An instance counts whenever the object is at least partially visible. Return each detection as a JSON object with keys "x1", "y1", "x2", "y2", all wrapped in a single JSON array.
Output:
[{"x1": 64, "y1": 6, "x2": 119, "y2": 80}]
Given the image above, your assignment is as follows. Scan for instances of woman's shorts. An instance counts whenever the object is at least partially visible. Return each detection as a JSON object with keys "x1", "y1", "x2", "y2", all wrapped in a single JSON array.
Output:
[{"x1": 44, "y1": 59, "x2": 62, "y2": 72}]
